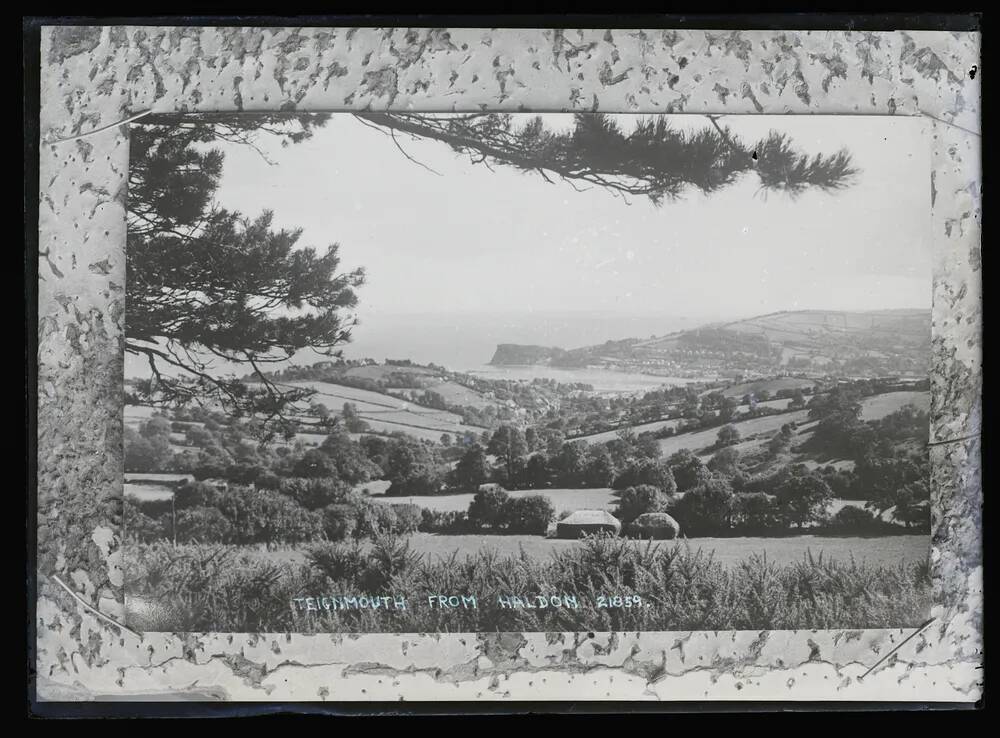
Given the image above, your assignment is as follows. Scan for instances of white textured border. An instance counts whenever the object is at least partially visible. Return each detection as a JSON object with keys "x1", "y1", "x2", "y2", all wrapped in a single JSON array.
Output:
[{"x1": 35, "y1": 27, "x2": 982, "y2": 704}]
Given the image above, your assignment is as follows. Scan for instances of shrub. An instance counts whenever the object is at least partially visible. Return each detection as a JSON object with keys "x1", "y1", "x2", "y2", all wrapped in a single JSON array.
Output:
[
  {"x1": 707, "y1": 447, "x2": 741, "y2": 475},
  {"x1": 467, "y1": 487, "x2": 511, "y2": 529},
  {"x1": 419, "y1": 509, "x2": 471, "y2": 534},
  {"x1": 613, "y1": 458, "x2": 677, "y2": 495},
  {"x1": 176, "y1": 506, "x2": 233, "y2": 543},
  {"x1": 292, "y1": 449, "x2": 340, "y2": 479},
  {"x1": 614, "y1": 484, "x2": 668, "y2": 525},
  {"x1": 385, "y1": 469, "x2": 445, "y2": 496},
  {"x1": 668, "y1": 478, "x2": 735, "y2": 535},
  {"x1": 730, "y1": 493, "x2": 783, "y2": 534},
  {"x1": 504, "y1": 495, "x2": 555, "y2": 534},
  {"x1": 826, "y1": 505, "x2": 886, "y2": 534},
  {"x1": 355, "y1": 501, "x2": 399, "y2": 537},
  {"x1": 277, "y1": 477, "x2": 353, "y2": 511},
  {"x1": 125, "y1": 428, "x2": 173, "y2": 473},
  {"x1": 768, "y1": 432, "x2": 791, "y2": 455},
  {"x1": 173, "y1": 481, "x2": 220, "y2": 509},
  {"x1": 667, "y1": 449, "x2": 711, "y2": 492},
  {"x1": 211, "y1": 486, "x2": 324, "y2": 545},
  {"x1": 389, "y1": 503, "x2": 423, "y2": 534},
  {"x1": 716, "y1": 424, "x2": 741, "y2": 447},
  {"x1": 774, "y1": 474, "x2": 833, "y2": 529},
  {"x1": 307, "y1": 540, "x2": 368, "y2": 582},
  {"x1": 362, "y1": 532, "x2": 423, "y2": 590},
  {"x1": 255, "y1": 471, "x2": 282, "y2": 490},
  {"x1": 123, "y1": 499, "x2": 167, "y2": 542},
  {"x1": 320, "y1": 504, "x2": 358, "y2": 542}
]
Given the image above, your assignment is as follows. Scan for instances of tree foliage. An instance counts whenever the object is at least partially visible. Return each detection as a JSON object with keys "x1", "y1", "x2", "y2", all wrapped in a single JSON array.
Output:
[
  {"x1": 126, "y1": 114, "x2": 364, "y2": 437},
  {"x1": 356, "y1": 112, "x2": 859, "y2": 205}
]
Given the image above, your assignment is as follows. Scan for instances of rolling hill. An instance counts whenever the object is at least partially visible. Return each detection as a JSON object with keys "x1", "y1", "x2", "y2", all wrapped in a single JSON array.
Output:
[{"x1": 489, "y1": 309, "x2": 930, "y2": 380}]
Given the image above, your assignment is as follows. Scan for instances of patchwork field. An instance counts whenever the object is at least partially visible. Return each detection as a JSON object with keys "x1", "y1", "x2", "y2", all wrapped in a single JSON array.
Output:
[
  {"x1": 283, "y1": 380, "x2": 489, "y2": 438},
  {"x1": 369, "y1": 487, "x2": 617, "y2": 515},
  {"x1": 573, "y1": 419, "x2": 683, "y2": 445},
  {"x1": 860, "y1": 391, "x2": 930, "y2": 420},
  {"x1": 343, "y1": 364, "x2": 438, "y2": 382},
  {"x1": 422, "y1": 378, "x2": 501, "y2": 411},
  {"x1": 656, "y1": 410, "x2": 812, "y2": 458}
]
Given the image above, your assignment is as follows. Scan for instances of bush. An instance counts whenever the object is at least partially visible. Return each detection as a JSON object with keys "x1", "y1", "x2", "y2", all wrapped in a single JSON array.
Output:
[
  {"x1": 306, "y1": 540, "x2": 368, "y2": 582},
  {"x1": 774, "y1": 474, "x2": 833, "y2": 529},
  {"x1": 277, "y1": 477, "x2": 353, "y2": 511},
  {"x1": 707, "y1": 447, "x2": 741, "y2": 475},
  {"x1": 176, "y1": 506, "x2": 233, "y2": 543},
  {"x1": 613, "y1": 459, "x2": 677, "y2": 495},
  {"x1": 615, "y1": 484, "x2": 668, "y2": 525},
  {"x1": 385, "y1": 469, "x2": 446, "y2": 496},
  {"x1": 467, "y1": 487, "x2": 511, "y2": 529},
  {"x1": 667, "y1": 449, "x2": 711, "y2": 492},
  {"x1": 730, "y1": 493, "x2": 783, "y2": 534},
  {"x1": 826, "y1": 505, "x2": 887, "y2": 534},
  {"x1": 211, "y1": 486, "x2": 324, "y2": 545},
  {"x1": 355, "y1": 501, "x2": 399, "y2": 537},
  {"x1": 504, "y1": 495, "x2": 555, "y2": 534},
  {"x1": 320, "y1": 504, "x2": 358, "y2": 542},
  {"x1": 124, "y1": 499, "x2": 167, "y2": 542},
  {"x1": 716, "y1": 424, "x2": 741, "y2": 447},
  {"x1": 668, "y1": 478, "x2": 735, "y2": 535},
  {"x1": 255, "y1": 471, "x2": 282, "y2": 490},
  {"x1": 389, "y1": 503, "x2": 423, "y2": 534},
  {"x1": 174, "y1": 481, "x2": 220, "y2": 509},
  {"x1": 419, "y1": 509, "x2": 471, "y2": 534},
  {"x1": 293, "y1": 449, "x2": 339, "y2": 479}
]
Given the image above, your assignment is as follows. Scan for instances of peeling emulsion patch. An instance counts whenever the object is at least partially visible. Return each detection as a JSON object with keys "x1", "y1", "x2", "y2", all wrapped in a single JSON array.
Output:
[{"x1": 35, "y1": 26, "x2": 980, "y2": 702}]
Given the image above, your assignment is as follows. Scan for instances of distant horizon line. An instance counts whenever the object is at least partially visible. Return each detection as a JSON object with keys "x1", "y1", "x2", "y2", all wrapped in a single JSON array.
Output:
[{"x1": 347, "y1": 305, "x2": 931, "y2": 317}]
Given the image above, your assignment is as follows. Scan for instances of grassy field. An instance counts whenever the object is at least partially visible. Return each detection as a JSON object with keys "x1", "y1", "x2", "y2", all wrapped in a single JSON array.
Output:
[
  {"x1": 241, "y1": 532, "x2": 927, "y2": 569},
  {"x1": 656, "y1": 409, "x2": 811, "y2": 458},
  {"x1": 574, "y1": 419, "x2": 683, "y2": 445},
  {"x1": 399, "y1": 532, "x2": 928, "y2": 567},
  {"x1": 342, "y1": 364, "x2": 438, "y2": 382},
  {"x1": 860, "y1": 391, "x2": 930, "y2": 420},
  {"x1": 369, "y1": 487, "x2": 617, "y2": 515},
  {"x1": 395, "y1": 378, "x2": 500, "y2": 412},
  {"x1": 124, "y1": 404, "x2": 159, "y2": 430},
  {"x1": 283, "y1": 380, "x2": 489, "y2": 439}
]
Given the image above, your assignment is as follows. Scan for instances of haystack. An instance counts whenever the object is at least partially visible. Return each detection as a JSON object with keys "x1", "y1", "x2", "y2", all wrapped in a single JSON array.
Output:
[
  {"x1": 556, "y1": 509, "x2": 621, "y2": 539},
  {"x1": 630, "y1": 512, "x2": 681, "y2": 540}
]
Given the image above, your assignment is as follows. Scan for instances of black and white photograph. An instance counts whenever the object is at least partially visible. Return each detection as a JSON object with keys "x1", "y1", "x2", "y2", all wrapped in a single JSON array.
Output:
[{"x1": 122, "y1": 111, "x2": 933, "y2": 634}]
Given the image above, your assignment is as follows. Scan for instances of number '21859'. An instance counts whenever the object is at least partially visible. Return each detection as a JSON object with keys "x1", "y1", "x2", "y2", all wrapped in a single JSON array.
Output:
[{"x1": 595, "y1": 595, "x2": 643, "y2": 608}]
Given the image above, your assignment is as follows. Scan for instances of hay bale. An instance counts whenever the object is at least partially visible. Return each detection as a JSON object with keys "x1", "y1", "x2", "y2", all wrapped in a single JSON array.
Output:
[
  {"x1": 556, "y1": 509, "x2": 621, "y2": 539},
  {"x1": 630, "y1": 512, "x2": 681, "y2": 540}
]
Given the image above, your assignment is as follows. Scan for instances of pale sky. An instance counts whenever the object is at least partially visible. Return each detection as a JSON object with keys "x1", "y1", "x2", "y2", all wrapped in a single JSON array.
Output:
[{"x1": 129, "y1": 113, "x2": 932, "y2": 371}]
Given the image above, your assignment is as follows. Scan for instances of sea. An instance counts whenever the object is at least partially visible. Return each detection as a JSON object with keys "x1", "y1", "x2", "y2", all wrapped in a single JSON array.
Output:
[{"x1": 126, "y1": 310, "x2": 721, "y2": 391}]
